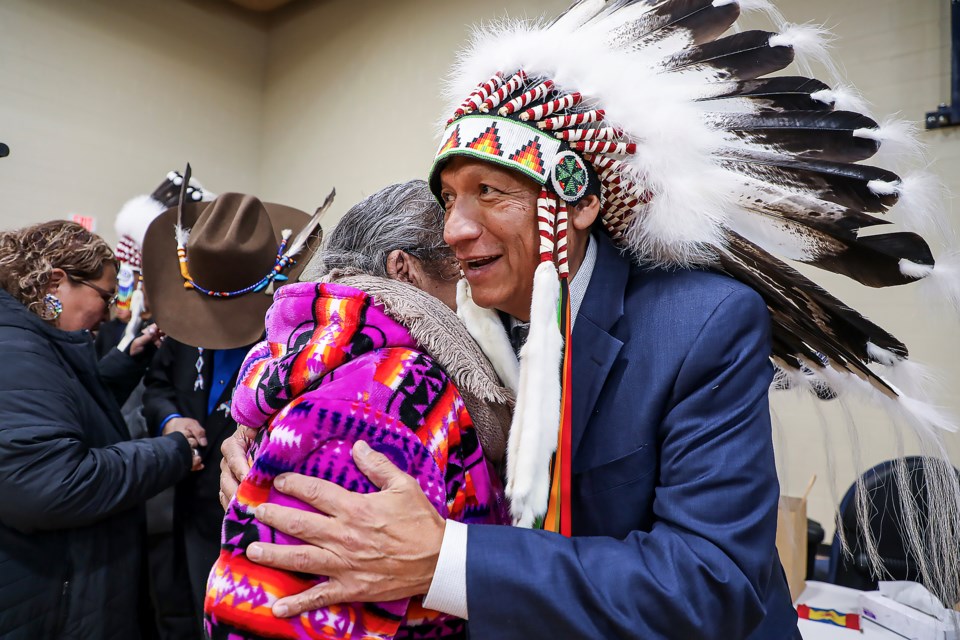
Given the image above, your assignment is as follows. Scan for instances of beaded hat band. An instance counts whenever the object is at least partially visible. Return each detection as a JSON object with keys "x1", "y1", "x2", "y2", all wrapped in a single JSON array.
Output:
[{"x1": 141, "y1": 164, "x2": 331, "y2": 350}]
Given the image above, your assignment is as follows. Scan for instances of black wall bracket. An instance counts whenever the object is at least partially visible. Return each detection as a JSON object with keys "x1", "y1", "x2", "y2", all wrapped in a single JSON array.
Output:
[{"x1": 926, "y1": 0, "x2": 960, "y2": 129}]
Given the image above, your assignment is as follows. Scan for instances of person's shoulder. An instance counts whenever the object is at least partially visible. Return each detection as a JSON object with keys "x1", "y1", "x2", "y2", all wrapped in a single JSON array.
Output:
[
  {"x1": 618, "y1": 265, "x2": 768, "y2": 349},
  {"x1": 0, "y1": 324, "x2": 73, "y2": 394},
  {"x1": 0, "y1": 321, "x2": 57, "y2": 359},
  {"x1": 627, "y1": 264, "x2": 764, "y2": 318}
]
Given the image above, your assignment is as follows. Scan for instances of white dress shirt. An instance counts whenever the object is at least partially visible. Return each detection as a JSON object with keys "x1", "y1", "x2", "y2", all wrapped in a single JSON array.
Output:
[{"x1": 423, "y1": 235, "x2": 598, "y2": 618}]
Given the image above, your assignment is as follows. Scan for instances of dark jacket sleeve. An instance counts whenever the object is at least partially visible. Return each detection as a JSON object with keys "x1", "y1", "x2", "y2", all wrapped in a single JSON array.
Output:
[
  {"x1": 465, "y1": 287, "x2": 778, "y2": 639},
  {"x1": 142, "y1": 338, "x2": 182, "y2": 434},
  {"x1": 0, "y1": 340, "x2": 193, "y2": 533},
  {"x1": 98, "y1": 346, "x2": 151, "y2": 406}
]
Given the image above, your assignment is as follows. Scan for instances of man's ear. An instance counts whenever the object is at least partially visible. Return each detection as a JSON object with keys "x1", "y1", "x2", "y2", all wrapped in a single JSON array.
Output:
[
  {"x1": 47, "y1": 268, "x2": 67, "y2": 293},
  {"x1": 571, "y1": 194, "x2": 600, "y2": 231},
  {"x1": 385, "y1": 250, "x2": 417, "y2": 286}
]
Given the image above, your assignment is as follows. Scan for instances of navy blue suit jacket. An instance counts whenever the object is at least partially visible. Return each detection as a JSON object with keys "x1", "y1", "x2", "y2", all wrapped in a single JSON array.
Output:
[{"x1": 466, "y1": 235, "x2": 798, "y2": 639}]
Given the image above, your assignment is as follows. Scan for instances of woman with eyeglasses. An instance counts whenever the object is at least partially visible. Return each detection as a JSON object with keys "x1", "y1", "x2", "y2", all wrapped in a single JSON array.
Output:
[{"x1": 0, "y1": 220, "x2": 201, "y2": 639}]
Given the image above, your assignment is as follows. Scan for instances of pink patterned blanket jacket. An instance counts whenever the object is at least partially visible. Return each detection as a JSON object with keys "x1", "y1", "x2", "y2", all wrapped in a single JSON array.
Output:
[{"x1": 204, "y1": 282, "x2": 508, "y2": 639}]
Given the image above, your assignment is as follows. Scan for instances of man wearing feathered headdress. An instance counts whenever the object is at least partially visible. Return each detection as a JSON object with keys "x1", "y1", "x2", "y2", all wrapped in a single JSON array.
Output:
[{"x1": 231, "y1": 2, "x2": 960, "y2": 638}]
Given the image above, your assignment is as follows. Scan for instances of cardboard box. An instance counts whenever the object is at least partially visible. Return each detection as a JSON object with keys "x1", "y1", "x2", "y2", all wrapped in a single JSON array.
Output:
[{"x1": 776, "y1": 476, "x2": 815, "y2": 603}]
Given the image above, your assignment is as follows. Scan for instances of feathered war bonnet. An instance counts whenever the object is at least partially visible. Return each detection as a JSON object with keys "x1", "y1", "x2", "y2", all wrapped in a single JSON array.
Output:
[{"x1": 429, "y1": 0, "x2": 960, "y2": 601}]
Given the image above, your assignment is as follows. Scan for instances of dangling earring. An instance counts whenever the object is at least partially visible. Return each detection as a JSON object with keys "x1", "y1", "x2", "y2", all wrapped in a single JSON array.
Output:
[{"x1": 43, "y1": 293, "x2": 63, "y2": 320}]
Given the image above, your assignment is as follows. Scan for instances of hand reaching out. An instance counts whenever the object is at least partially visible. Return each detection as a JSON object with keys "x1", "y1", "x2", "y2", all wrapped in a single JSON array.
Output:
[
  {"x1": 128, "y1": 324, "x2": 164, "y2": 356},
  {"x1": 163, "y1": 417, "x2": 207, "y2": 472},
  {"x1": 162, "y1": 417, "x2": 207, "y2": 448}
]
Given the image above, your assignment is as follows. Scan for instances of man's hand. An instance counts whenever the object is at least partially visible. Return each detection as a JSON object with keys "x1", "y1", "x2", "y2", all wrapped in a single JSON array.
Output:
[
  {"x1": 163, "y1": 417, "x2": 207, "y2": 448},
  {"x1": 190, "y1": 448, "x2": 204, "y2": 472},
  {"x1": 246, "y1": 440, "x2": 445, "y2": 618},
  {"x1": 219, "y1": 426, "x2": 257, "y2": 509},
  {"x1": 129, "y1": 324, "x2": 164, "y2": 356}
]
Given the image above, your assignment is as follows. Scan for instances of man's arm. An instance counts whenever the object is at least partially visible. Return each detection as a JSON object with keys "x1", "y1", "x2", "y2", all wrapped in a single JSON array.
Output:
[
  {"x1": 142, "y1": 337, "x2": 184, "y2": 433},
  {"x1": 465, "y1": 286, "x2": 777, "y2": 638},
  {"x1": 97, "y1": 346, "x2": 148, "y2": 406}
]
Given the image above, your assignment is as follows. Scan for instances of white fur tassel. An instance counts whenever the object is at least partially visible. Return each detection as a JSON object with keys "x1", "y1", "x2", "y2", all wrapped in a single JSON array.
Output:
[
  {"x1": 769, "y1": 24, "x2": 838, "y2": 83},
  {"x1": 456, "y1": 279, "x2": 520, "y2": 393},
  {"x1": 890, "y1": 172, "x2": 953, "y2": 241},
  {"x1": 916, "y1": 249, "x2": 960, "y2": 319},
  {"x1": 879, "y1": 356, "x2": 943, "y2": 404},
  {"x1": 814, "y1": 363, "x2": 957, "y2": 433},
  {"x1": 811, "y1": 85, "x2": 872, "y2": 117},
  {"x1": 505, "y1": 262, "x2": 564, "y2": 527},
  {"x1": 899, "y1": 258, "x2": 934, "y2": 279},
  {"x1": 729, "y1": 0, "x2": 786, "y2": 28},
  {"x1": 860, "y1": 118, "x2": 925, "y2": 168}
]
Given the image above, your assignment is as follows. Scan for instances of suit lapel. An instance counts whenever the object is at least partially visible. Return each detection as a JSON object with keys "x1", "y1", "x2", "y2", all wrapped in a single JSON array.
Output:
[{"x1": 570, "y1": 234, "x2": 629, "y2": 459}]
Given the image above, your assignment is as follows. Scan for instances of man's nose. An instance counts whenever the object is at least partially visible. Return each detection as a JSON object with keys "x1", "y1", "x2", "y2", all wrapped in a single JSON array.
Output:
[{"x1": 443, "y1": 200, "x2": 483, "y2": 248}]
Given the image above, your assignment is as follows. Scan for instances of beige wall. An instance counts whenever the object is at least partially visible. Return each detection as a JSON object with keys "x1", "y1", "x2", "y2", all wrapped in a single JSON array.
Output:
[
  {"x1": 2, "y1": 0, "x2": 958, "y2": 536},
  {"x1": 0, "y1": 0, "x2": 268, "y2": 245},
  {"x1": 258, "y1": 0, "x2": 569, "y2": 212}
]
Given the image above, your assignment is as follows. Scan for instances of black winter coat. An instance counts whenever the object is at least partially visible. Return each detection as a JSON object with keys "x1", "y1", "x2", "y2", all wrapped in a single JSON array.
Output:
[
  {"x1": 0, "y1": 290, "x2": 192, "y2": 639},
  {"x1": 142, "y1": 337, "x2": 247, "y2": 618}
]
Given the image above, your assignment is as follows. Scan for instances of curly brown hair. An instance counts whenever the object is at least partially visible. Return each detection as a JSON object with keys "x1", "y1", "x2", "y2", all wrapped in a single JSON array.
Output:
[{"x1": 0, "y1": 221, "x2": 116, "y2": 319}]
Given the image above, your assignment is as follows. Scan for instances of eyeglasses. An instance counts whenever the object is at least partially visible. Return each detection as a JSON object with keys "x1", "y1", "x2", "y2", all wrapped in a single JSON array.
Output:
[{"x1": 68, "y1": 275, "x2": 118, "y2": 308}]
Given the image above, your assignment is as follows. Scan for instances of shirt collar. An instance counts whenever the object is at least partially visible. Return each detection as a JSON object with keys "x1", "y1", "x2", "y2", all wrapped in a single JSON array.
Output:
[
  {"x1": 568, "y1": 234, "x2": 596, "y2": 329},
  {"x1": 507, "y1": 233, "x2": 596, "y2": 330}
]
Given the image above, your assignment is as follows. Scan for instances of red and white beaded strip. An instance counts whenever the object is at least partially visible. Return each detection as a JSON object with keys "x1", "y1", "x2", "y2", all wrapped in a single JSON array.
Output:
[
  {"x1": 452, "y1": 72, "x2": 505, "y2": 122},
  {"x1": 605, "y1": 202, "x2": 633, "y2": 238},
  {"x1": 555, "y1": 198, "x2": 570, "y2": 277},
  {"x1": 520, "y1": 93, "x2": 583, "y2": 122},
  {"x1": 555, "y1": 127, "x2": 624, "y2": 141},
  {"x1": 591, "y1": 155, "x2": 646, "y2": 194},
  {"x1": 480, "y1": 71, "x2": 528, "y2": 113},
  {"x1": 537, "y1": 188, "x2": 557, "y2": 263},
  {"x1": 600, "y1": 206, "x2": 627, "y2": 241},
  {"x1": 499, "y1": 80, "x2": 555, "y2": 116},
  {"x1": 538, "y1": 109, "x2": 606, "y2": 130},
  {"x1": 569, "y1": 140, "x2": 637, "y2": 155},
  {"x1": 592, "y1": 155, "x2": 653, "y2": 242},
  {"x1": 604, "y1": 179, "x2": 653, "y2": 210}
]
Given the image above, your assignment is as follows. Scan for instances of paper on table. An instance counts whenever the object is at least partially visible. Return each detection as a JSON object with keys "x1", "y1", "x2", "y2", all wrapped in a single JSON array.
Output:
[{"x1": 878, "y1": 581, "x2": 960, "y2": 624}]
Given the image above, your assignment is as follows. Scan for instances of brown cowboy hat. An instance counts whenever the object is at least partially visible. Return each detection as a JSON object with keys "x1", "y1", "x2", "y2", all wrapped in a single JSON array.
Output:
[{"x1": 142, "y1": 192, "x2": 322, "y2": 349}]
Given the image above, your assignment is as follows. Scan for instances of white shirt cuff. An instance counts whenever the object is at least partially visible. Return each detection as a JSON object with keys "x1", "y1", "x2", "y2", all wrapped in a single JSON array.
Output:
[{"x1": 422, "y1": 519, "x2": 469, "y2": 619}]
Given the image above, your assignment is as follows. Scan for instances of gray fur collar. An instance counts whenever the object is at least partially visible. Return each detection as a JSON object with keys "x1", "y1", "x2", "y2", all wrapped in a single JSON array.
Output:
[{"x1": 317, "y1": 270, "x2": 514, "y2": 464}]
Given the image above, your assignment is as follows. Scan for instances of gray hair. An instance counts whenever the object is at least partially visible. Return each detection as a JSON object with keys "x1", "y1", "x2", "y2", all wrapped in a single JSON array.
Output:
[{"x1": 303, "y1": 180, "x2": 454, "y2": 280}]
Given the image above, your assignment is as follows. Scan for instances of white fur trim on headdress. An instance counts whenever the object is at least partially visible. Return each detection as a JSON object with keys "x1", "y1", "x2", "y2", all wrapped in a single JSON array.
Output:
[
  {"x1": 456, "y1": 279, "x2": 520, "y2": 393},
  {"x1": 504, "y1": 261, "x2": 564, "y2": 527},
  {"x1": 115, "y1": 194, "x2": 167, "y2": 250}
]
